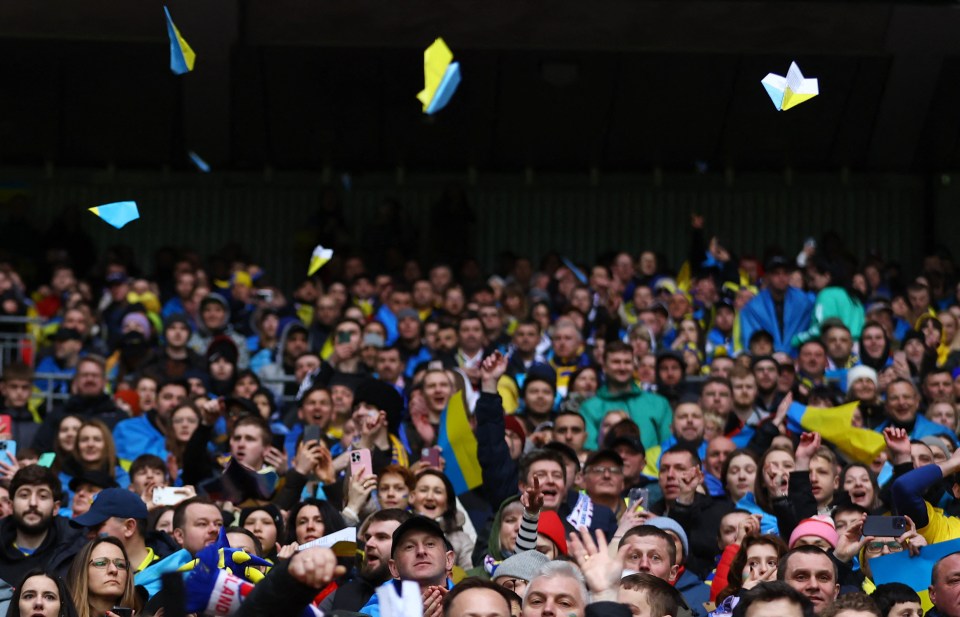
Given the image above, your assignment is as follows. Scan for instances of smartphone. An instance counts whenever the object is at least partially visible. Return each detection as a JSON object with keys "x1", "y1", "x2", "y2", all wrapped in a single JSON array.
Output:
[
  {"x1": 0, "y1": 415, "x2": 11, "y2": 435},
  {"x1": 0, "y1": 440, "x2": 17, "y2": 459},
  {"x1": 303, "y1": 425, "x2": 322, "y2": 444},
  {"x1": 627, "y1": 487, "x2": 650, "y2": 512},
  {"x1": 421, "y1": 447, "x2": 441, "y2": 468},
  {"x1": 337, "y1": 331, "x2": 352, "y2": 344},
  {"x1": 862, "y1": 515, "x2": 907, "y2": 538},
  {"x1": 350, "y1": 448, "x2": 373, "y2": 478},
  {"x1": 37, "y1": 452, "x2": 56, "y2": 468},
  {"x1": 271, "y1": 432, "x2": 287, "y2": 451},
  {"x1": 111, "y1": 607, "x2": 133, "y2": 617},
  {"x1": 152, "y1": 487, "x2": 189, "y2": 506},
  {"x1": 254, "y1": 289, "x2": 274, "y2": 303}
]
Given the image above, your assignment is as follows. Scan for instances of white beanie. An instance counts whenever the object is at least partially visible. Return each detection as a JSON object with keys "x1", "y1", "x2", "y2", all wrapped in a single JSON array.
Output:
[{"x1": 847, "y1": 365, "x2": 878, "y2": 391}]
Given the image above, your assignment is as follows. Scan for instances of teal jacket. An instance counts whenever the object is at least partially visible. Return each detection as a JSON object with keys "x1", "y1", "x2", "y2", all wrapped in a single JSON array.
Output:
[
  {"x1": 792, "y1": 286, "x2": 865, "y2": 346},
  {"x1": 580, "y1": 383, "x2": 673, "y2": 450}
]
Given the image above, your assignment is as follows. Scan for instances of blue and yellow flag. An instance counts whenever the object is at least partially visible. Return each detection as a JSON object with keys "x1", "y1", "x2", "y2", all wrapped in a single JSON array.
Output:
[
  {"x1": 164, "y1": 6, "x2": 196, "y2": 75},
  {"x1": 870, "y1": 537, "x2": 960, "y2": 611},
  {"x1": 786, "y1": 401, "x2": 885, "y2": 465},
  {"x1": 436, "y1": 390, "x2": 482, "y2": 495}
]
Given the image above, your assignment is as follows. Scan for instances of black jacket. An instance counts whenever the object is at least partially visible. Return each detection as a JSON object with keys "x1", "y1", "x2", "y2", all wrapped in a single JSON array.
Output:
[{"x1": 0, "y1": 515, "x2": 85, "y2": 584}]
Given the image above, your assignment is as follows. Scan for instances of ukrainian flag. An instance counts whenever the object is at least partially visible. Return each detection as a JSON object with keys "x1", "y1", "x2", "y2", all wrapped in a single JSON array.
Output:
[
  {"x1": 786, "y1": 401, "x2": 885, "y2": 465},
  {"x1": 436, "y1": 390, "x2": 482, "y2": 495},
  {"x1": 870, "y1": 537, "x2": 960, "y2": 612}
]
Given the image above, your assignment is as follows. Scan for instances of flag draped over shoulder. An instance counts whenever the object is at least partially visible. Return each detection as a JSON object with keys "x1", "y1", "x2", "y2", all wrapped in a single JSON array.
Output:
[
  {"x1": 786, "y1": 401, "x2": 885, "y2": 465},
  {"x1": 436, "y1": 390, "x2": 482, "y2": 495},
  {"x1": 871, "y1": 537, "x2": 960, "y2": 612}
]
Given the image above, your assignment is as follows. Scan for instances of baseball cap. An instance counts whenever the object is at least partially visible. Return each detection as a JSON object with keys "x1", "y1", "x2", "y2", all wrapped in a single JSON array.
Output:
[
  {"x1": 70, "y1": 487, "x2": 142, "y2": 527},
  {"x1": 584, "y1": 449, "x2": 625, "y2": 470},
  {"x1": 390, "y1": 515, "x2": 452, "y2": 557},
  {"x1": 764, "y1": 255, "x2": 792, "y2": 271},
  {"x1": 605, "y1": 435, "x2": 646, "y2": 456},
  {"x1": 53, "y1": 328, "x2": 82, "y2": 342}
]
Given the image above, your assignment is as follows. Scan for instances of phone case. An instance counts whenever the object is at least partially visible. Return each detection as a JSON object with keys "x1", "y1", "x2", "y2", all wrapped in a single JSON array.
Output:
[
  {"x1": 350, "y1": 448, "x2": 373, "y2": 477},
  {"x1": 862, "y1": 516, "x2": 907, "y2": 538}
]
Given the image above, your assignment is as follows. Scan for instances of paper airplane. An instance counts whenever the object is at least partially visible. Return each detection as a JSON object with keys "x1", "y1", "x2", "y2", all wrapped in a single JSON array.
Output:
[
  {"x1": 761, "y1": 62, "x2": 818, "y2": 111},
  {"x1": 164, "y1": 7, "x2": 196, "y2": 75},
  {"x1": 89, "y1": 202, "x2": 140, "y2": 229},
  {"x1": 417, "y1": 38, "x2": 461, "y2": 115},
  {"x1": 377, "y1": 580, "x2": 423, "y2": 617},
  {"x1": 296, "y1": 527, "x2": 356, "y2": 557},
  {"x1": 308, "y1": 245, "x2": 334, "y2": 276},
  {"x1": 188, "y1": 151, "x2": 210, "y2": 173}
]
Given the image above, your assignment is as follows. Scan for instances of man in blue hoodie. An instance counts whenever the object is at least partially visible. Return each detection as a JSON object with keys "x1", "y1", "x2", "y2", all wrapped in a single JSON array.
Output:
[{"x1": 740, "y1": 256, "x2": 813, "y2": 356}]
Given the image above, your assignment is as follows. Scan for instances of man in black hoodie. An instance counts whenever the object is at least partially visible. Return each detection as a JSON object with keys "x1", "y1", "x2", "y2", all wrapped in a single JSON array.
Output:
[
  {"x1": 31, "y1": 356, "x2": 126, "y2": 452},
  {"x1": 0, "y1": 465, "x2": 84, "y2": 585}
]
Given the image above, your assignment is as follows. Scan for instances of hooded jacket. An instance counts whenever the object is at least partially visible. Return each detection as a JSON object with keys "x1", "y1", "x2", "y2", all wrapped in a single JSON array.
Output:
[
  {"x1": 257, "y1": 321, "x2": 312, "y2": 401},
  {"x1": 187, "y1": 294, "x2": 250, "y2": 369},
  {"x1": 579, "y1": 383, "x2": 673, "y2": 451}
]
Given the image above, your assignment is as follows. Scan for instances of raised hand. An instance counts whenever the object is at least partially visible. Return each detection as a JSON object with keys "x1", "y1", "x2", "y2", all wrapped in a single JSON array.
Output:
[
  {"x1": 898, "y1": 515, "x2": 927, "y2": 557},
  {"x1": 833, "y1": 514, "x2": 869, "y2": 564},
  {"x1": 480, "y1": 351, "x2": 508, "y2": 393},
  {"x1": 772, "y1": 391, "x2": 793, "y2": 434},
  {"x1": 883, "y1": 427, "x2": 912, "y2": 465},
  {"x1": 734, "y1": 514, "x2": 762, "y2": 545},
  {"x1": 568, "y1": 526, "x2": 625, "y2": 599},
  {"x1": 521, "y1": 476, "x2": 544, "y2": 513},
  {"x1": 795, "y1": 432, "x2": 821, "y2": 470}
]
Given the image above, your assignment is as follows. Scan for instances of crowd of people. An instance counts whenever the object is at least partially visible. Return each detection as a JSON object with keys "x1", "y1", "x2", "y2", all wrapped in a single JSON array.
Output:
[{"x1": 0, "y1": 213, "x2": 959, "y2": 617}]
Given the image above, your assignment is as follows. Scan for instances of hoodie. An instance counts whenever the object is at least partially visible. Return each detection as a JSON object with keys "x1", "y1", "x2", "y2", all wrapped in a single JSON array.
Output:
[
  {"x1": 579, "y1": 383, "x2": 673, "y2": 450},
  {"x1": 0, "y1": 515, "x2": 86, "y2": 584},
  {"x1": 187, "y1": 294, "x2": 250, "y2": 369},
  {"x1": 257, "y1": 321, "x2": 312, "y2": 402}
]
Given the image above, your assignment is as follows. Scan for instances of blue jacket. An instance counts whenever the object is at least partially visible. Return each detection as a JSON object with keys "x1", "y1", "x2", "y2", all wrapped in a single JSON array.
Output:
[
  {"x1": 113, "y1": 413, "x2": 169, "y2": 467},
  {"x1": 675, "y1": 568, "x2": 711, "y2": 617},
  {"x1": 739, "y1": 287, "x2": 813, "y2": 356},
  {"x1": 876, "y1": 414, "x2": 959, "y2": 446},
  {"x1": 373, "y1": 305, "x2": 399, "y2": 346}
]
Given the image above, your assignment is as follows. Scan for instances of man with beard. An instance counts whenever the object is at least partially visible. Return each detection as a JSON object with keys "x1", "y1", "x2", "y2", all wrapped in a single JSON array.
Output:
[
  {"x1": 751, "y1": 356, "x2": 783, "y2": 412},
  {"x1": 0, "y1": 465, "x2": 83, "y2": 584},
  {"x1": 321, "y1": 509, "x2": 411, "y2": 613}
]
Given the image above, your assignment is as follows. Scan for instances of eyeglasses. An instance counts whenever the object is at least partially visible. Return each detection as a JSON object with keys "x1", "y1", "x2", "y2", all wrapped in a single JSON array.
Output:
[
  {"x1": 498, "y1": 578, "x2": 525, "y2": 591},
  {"x1": 90, "y1": 558, "x2": 129, "y2": 570},
  {"x1": 865, "y1": 541, "x2": 904, "y2": 554},
  {"x1": 586, "y1": 465, "x2": 623, "y2": 476}
]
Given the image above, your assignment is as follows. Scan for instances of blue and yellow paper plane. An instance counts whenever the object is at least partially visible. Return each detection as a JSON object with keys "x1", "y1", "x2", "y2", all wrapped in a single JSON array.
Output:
[
  {"x1": 761, "y1": 62, "x2": 818, "y2": 111},
  {"x1": 89, "y1": 202, "x2": 140, "y2": 229},
  {"x1": 417, "y1": 38, "x2": 461, "y2": 115},
  {"x1": 164, "y1": 6, "x2": 195, "y2": 75}
]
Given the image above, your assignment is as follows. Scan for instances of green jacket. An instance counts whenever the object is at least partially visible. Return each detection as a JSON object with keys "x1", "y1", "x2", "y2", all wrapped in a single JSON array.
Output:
[
  {"x1": 792, "y1": 286, "x2": 865, "y2": 346},
  {"x1": 580, "y1": 383, "x2": 673, "y2": 450}
]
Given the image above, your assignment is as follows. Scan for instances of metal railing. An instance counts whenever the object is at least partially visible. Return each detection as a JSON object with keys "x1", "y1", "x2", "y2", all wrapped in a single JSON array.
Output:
[{"x1": 0, "y1": 315, "x2": 41, "y2": 373}]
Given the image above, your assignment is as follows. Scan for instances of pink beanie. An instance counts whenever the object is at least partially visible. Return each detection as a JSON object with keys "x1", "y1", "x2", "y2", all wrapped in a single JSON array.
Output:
[{"x1": 788, "y1": 515, "x2": 839, "y2": 549}]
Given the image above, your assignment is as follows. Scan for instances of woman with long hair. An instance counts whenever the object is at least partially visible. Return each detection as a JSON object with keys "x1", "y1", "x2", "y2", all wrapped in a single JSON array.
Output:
[
  {"x1": 285, "y1": 498, "x2": 346, "y2": 547},
  {"x1": 722, "y1": 449, "x2": 760, "y2": 505},
  {"x1": 409, "y1": 469, "x2": 474, "y2": 570},
  {"x1": 165, "y1": 402, "x2": 202, "y2": 473},
  {"x1": 715, "y1": 533, "x2": 789, "y2": 603},
  {"x1": 49, "y1": 415, "x2": 83, "y2": 474},
  {"x1": 6, "y1": 569, "x2": 79, "y2": 617},
  {"x1": 61, "y1": 420, "x2": 128, "y2": 499},
  {"x1": 67, "y1": 537, "x2": 141, "y2": 617}
]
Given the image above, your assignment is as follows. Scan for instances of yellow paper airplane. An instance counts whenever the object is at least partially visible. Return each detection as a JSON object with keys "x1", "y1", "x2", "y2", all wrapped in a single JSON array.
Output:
[
  {"x1": 308, "y1": 245, "x2": 333, "y2": 276},
  {"x1": 417, "y1": 38, "x2": 461, "y2": 114},
  {"x1": 761, "y1": 62, "x2": 818, "y2": 111}
]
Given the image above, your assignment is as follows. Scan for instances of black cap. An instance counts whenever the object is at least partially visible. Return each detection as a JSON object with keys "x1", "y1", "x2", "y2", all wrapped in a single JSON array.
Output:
[
  {"x1": 390, "y1": 515, "x2": 451, "y2": 557},
  {"x1": 764, "y1": 255, "x2": 792, "y2": 271},
  {"x1": 53, "y1": 327, "x2": 83, "y2": 342},
  {"x1": 584, "y1": 449, "x2": 625, "y2": 469},
  {"x1": 715, "y1": 297, "x2": 735, "y2": 311},
  {"x1": 105, "y1": 272, "x2": 129, "y2": 285},
  {"x1": 604, "y1": 435, "x2": 646, "y2": 456},
  {"x1": 69, "y1": 469, "x2": 120, "y2": 492}
]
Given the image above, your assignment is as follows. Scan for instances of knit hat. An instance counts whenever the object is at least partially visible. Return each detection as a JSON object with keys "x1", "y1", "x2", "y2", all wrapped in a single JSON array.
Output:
[
  {"x1": 645, "y1": 516, "x2": 690, "y2": 561},
  {"x1": 504, "y1": 415, "x2": 526, "y2": 444},
  {"x1": 537, "y1": 510, "x2": 568, "y2": 555},
  {"x1": 847, "y1": 365, "x2": 879, "y2": 391},
  {"x1": 121, "y1": 312, "x2": 151, "y2": 336},
  {"x1": 164, "y1": 313, "x2": 192, "y2": 333},
  {"x1": 493, "y1": 550, "x2": 550, "y2": 582},
  {"x1": 206, "y1": 335, "x2": 239, "y2": 366},
  {"x1": 788, "y1": 515, "x2": 839, "y2": 549},
  {"x1": 354, "y1": 379, "x2": 404, "y2": 435},
  {"x1": 523, "y1": 366, "x2": 557, "y2": 396}
]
